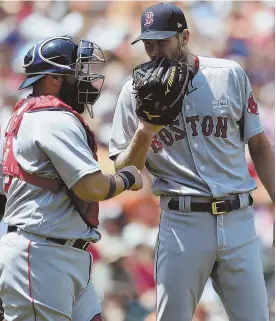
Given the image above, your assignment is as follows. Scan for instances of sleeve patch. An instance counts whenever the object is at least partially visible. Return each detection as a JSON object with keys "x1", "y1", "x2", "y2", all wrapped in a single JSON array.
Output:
[{"x1": 247, "y1": 92, "x2": 259, "y2": 115}]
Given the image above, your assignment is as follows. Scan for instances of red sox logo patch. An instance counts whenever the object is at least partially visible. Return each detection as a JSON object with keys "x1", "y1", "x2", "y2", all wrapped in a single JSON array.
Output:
[
  {"x1": 144, "y1": 12, "x2": 154, "y2": 26},
  {"x1": 247, "y1": 92, "x2": 259, "y2": 115}
]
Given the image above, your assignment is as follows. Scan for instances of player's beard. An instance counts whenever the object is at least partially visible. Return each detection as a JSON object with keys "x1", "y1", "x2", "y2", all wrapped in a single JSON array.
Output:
[
  {"x1": 174, "y1": 38, "x2": 188, "y2": 62},
  {"x1": 59, "y1": 80, "x2": 85, "y2": 114}
]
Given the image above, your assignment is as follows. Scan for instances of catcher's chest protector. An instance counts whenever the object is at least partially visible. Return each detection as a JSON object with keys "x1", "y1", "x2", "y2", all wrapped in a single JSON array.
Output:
[{"x1": 3, "y1": 95, "x2": 100, "y2": 228}]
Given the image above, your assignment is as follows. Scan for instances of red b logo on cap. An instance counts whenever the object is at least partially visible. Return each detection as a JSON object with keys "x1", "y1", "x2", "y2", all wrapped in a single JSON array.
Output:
[{"x1": 144, "y1": 12, "x2": 154, "y2": 26}]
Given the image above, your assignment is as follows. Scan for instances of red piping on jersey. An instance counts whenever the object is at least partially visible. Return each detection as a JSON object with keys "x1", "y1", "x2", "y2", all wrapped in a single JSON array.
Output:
[
  {"x1": 90, "y1": 313, "x2": 103, "y2": 321},
  {"x1": 194, "y1": 55, "x2": 199, "y2": 75},
  {"x1": 27, "y1": 240, "x2": 37, "y2": 321}
]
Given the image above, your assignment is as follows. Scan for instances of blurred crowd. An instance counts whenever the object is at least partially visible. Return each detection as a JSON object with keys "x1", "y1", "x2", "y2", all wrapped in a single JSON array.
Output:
[{"x1": 0, "y1": 1, "x2": 274, "y2": 321}]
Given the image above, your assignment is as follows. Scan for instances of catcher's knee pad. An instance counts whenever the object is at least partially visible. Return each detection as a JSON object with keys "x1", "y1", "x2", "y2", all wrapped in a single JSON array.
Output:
[{"x1": 90, "y1": 312, "x2": 103, "y2": 321}]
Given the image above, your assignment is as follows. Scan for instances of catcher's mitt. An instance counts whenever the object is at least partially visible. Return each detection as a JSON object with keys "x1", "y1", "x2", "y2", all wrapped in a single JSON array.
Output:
[{"x1": 132, "y1": 57, "x2": 193, "y2": 125}]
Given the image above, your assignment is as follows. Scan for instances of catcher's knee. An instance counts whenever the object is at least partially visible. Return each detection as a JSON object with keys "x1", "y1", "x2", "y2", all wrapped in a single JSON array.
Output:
[{"x1": 90, "y1": 312, "x2": 103, "y2": 321}]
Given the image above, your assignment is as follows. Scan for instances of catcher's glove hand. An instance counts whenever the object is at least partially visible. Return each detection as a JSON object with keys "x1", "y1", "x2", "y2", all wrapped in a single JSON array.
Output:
[{"x1": 132, "y1": 57, "x2": 193, "y2": 125}]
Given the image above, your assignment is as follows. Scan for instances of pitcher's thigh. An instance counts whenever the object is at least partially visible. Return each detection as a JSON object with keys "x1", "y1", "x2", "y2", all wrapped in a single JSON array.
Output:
[
  {"x1": 211, "y1": 239, "x2": 269, "y2": 321},
  {"x1": 156, "y1": 244, "x2": 215, "y2": 321}
]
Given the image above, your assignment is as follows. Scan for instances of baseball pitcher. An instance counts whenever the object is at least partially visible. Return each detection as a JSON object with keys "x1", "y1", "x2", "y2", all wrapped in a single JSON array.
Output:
[
  {"x1": 0, "y1": 36, "x2": 143, "y2": 321},
  {"x1": 109, "y1": 3, "x2": 275, "y2": 321}
]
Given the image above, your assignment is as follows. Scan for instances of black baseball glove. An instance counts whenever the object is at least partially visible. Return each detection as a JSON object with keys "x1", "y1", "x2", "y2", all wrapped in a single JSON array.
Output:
[{"x1": 132, "y1": 57, "x2": 193, "y2": 125}]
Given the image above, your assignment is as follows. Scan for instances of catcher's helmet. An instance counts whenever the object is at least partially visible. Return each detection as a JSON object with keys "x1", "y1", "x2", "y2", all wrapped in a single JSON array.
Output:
[{"x1": 19, "y1": 36, "x2": 106, "y2": 117}]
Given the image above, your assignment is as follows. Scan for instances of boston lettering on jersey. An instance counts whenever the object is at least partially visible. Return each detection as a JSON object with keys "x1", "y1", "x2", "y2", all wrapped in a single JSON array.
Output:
[{"x1": 151, "y1": 115, "x2": 228, "y2": 153}]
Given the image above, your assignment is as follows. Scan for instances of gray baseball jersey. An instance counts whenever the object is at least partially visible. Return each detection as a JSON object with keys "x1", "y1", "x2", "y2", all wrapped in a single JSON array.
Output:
[
  {"x1": 109, "y1": 55, "x2": 268, "y2": 321},
  {"x1": 0, "y1": 104, "x2": 101, "y2": 240},
  {"x1": 109, "y1": 56, "x2": 264, "y2": 198}
]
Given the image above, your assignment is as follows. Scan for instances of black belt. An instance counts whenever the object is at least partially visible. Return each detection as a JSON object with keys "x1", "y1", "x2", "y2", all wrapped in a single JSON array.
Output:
[
  {"x1": 168, "y1": 195, "x2": 253, "y2": 215},
  {"x1": 7, "y1": 225, "x2": 90, "y2": 251}
]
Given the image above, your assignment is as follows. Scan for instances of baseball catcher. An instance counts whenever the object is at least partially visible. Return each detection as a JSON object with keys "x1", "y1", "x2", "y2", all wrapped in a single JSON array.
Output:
[
  {"x1": 132, "y1": 56, "x2": 194, "y2": 125},
  {"x1": 0, "y1": 36, "x2": 143, "y2": 321}
]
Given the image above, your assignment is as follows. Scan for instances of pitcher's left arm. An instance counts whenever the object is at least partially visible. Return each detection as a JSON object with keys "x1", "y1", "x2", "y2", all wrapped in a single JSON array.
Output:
[{"x1": 248, "y1": 132, "x2": 275, "y2": 204}]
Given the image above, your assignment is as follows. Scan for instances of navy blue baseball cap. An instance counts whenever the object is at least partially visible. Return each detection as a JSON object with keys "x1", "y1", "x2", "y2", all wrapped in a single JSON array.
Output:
[{"x1": 131, "y1": 3, "x2": 188, "y2": 45}]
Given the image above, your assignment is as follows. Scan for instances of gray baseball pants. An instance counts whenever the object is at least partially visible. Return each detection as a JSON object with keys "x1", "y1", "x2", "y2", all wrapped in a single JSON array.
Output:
[
  {"x1": 0, "y1": 229, "x2": 101, "y2": 321},
  {"x1": 155, "y1": 195, "x2": 269, "y2": 321}
]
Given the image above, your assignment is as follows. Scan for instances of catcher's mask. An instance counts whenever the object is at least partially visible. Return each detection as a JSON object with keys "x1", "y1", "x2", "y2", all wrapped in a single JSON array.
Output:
[{"x1": 18, "y1": 36, "x2": 106, "y2": 117}]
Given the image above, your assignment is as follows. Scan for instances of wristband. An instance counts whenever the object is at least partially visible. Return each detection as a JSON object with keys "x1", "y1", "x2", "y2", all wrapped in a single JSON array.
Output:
[
  {"x1": 104, "y1": 175, "x2": 116, "y2": 200},
  {"x1": 118, "y1": 171, "x2": 136, "y2": 189},
  {"x1": 116, "y1": 173, "x2": 130, "y2": 191}
]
